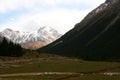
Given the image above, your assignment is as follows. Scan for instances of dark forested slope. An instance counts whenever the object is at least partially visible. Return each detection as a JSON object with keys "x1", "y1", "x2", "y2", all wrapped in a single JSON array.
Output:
[{"x1": 0, "y1": 37, "x2": 23, "y2": 57}]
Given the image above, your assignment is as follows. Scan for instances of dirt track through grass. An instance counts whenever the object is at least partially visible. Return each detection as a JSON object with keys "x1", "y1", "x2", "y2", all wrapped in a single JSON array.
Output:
[{"x1": 0, "y1": 72, "x2": 120, "y2": 77}]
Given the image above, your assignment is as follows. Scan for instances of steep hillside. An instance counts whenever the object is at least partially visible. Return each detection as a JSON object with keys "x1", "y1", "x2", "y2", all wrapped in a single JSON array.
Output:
[{"x1": 38, "y1": 0, "x2": 120, "y2": 61}]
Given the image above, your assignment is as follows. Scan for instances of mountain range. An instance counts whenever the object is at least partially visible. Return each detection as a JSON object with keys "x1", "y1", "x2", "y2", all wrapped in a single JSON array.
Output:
[
  {"x1": 0, "y1": 27, "x2": 61, "y2": 49},
  {"x1": 38, "y1": 0, "x2": 120, "y2": 61}
]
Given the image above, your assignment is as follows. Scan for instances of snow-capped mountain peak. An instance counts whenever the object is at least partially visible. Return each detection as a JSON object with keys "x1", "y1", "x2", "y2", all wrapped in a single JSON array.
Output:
[{"x1": 0, "y1": 27, "x2": 61, "y2": 49}]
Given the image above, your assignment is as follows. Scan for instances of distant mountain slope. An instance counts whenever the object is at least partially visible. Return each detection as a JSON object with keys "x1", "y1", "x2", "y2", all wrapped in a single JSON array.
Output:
[
  {"x1": 0, "y1": 35, "x2": 3, "y2": 42},
  {"x1": 0, "y1": 27, "x2": 61, "y2": 49},
  {"x1": 38, "y1": 0, "x2": 120, "y2": 61}
]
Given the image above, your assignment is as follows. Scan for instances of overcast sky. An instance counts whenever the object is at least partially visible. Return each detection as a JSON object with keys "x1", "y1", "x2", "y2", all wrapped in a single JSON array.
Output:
[{"x1": 0, "y1": 0, "x2": 105, "y2": 34}]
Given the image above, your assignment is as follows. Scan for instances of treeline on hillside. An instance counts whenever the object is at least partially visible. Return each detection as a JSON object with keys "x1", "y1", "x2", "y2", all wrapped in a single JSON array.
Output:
[{"x1": 0, "y1": 38, "x2": 23, "y2": 57}]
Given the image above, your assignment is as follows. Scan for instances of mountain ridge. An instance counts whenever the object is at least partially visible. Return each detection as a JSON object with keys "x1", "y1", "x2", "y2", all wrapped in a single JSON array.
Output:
[
  {"x1": 38, "y1": 0, "x2": 120, "y2": 61},
  {"x1": 0, "y1": 27, "x2": 61, "y2": 49}
]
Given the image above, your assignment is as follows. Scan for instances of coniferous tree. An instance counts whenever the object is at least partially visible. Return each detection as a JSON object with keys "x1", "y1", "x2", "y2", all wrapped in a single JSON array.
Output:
[{"x1": 0, "y1": 37, "x2": 23, "y2": 57}]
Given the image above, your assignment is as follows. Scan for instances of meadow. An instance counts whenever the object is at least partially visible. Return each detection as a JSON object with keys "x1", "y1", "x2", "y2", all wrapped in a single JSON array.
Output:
[{"x1": 0, "y1": 52, "x2": 120, "y2": 80}]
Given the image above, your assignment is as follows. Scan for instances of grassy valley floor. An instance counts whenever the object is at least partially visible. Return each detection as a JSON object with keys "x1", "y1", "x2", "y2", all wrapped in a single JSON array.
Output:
[{"x1": 0, "y1": 52, "x2": 120, "y2": 80}]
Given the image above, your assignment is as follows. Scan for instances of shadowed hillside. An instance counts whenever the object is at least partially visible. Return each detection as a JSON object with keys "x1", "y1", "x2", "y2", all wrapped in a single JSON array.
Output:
[{"x1": 38, "y1": 0, "x2": 120, "y2": 61}]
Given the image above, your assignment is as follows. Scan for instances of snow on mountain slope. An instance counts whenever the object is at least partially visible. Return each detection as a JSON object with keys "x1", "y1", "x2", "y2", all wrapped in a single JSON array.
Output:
[
  {"x1": 0, "y1": 27, "x2": 61, "y2": 49},
  {"x1": 84, "y1": 0, "x2": 118, "y2": 20},
  {"x1": 0, "y1": 34, "x2": 3, "y2": 42}
]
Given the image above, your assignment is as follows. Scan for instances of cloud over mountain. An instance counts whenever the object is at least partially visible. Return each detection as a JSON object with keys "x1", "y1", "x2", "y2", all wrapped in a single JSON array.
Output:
[{"x1": 0, "y1": 0, "x2": 105, "y2": 34}]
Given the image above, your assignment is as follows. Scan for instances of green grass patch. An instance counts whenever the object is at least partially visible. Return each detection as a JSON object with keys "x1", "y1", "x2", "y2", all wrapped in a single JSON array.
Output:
[
  {"x1": 0, "y1": 53, "x2": 120, "y2": 80},
  {"x1": 0, "y1": 56, "x2": 120, "y2": 74}
]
